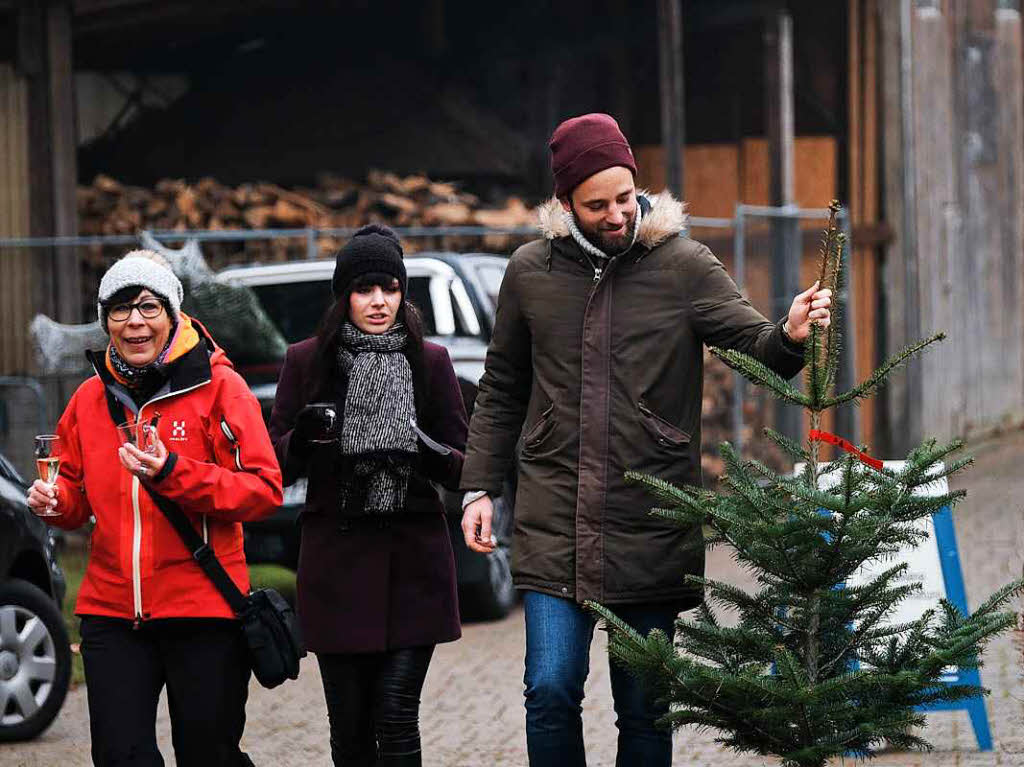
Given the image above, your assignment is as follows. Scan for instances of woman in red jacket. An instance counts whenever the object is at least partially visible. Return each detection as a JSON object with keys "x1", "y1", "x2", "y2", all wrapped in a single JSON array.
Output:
[
  {"x1": 269, "y1": 225, "x2": 466, "y2": 767},
  {"x1": 26, "y1": 250, "x2": 282, "y2": 767}
]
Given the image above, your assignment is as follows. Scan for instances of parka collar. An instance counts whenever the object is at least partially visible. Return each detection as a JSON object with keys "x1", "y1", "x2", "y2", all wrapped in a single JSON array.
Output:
[{"x1": 536, "y1": 189, "x2": 688, "y2": 250}]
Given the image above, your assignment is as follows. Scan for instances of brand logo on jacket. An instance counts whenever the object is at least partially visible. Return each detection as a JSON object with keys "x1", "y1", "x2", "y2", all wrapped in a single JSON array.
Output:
[{"x1": 170, "y1": 420, "x2": 187, "y2": 442}]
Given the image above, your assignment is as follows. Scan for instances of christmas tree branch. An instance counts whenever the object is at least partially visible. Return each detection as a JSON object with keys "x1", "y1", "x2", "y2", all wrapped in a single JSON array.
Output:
[
  {"x1": 763, "y1": 427, "x2": 810, "y2": 463},
  {"x1": 826, "y1": 333, "x2": 946, "y2": 409},
  {"x1": 710, "y1": 347, "x2": 812, "y2": 407}
]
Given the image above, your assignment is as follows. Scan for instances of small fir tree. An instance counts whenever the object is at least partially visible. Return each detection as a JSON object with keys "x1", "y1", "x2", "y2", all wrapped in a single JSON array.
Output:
[{"x1": 588, "y1": 202, "x2": 1024, "y2": 767}]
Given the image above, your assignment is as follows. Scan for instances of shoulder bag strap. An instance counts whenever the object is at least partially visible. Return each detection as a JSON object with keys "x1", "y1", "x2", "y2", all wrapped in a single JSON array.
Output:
[{"x1": 141, "y1": 484, "x2": 249, "y2": 615}]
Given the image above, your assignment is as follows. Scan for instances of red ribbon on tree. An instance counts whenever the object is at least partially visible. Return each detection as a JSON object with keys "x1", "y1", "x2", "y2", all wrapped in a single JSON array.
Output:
[{"x1": 808, "y1": 429, "x2": 883, "y2": 471}]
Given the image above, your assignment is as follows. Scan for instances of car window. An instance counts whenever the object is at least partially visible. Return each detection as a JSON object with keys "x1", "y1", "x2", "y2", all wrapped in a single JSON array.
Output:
[
  {"x1": 474, "y1": 264, "x2": 506, "y2": 310},
  {"x1": 248, "y1": 275, "x2": 442, "y2": 342},
  {"x1": 250, "y1": 281, "x2": 333, "y2": 344},
  {"x1": 450, "y1": 280, "x2": 481, "y2": 337},
  {"x1": 406, "y1": 276, "x2": 436, "y2": 336},
  {"x1": 450, "y1": 289, "x2": 469, "y2": 336}
]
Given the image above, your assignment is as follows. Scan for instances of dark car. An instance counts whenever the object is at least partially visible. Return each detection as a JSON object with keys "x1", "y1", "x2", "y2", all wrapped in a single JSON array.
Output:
[
  {"x1": 216, "y1": 252, "x2": 517, "y2": 620},
  {"x1": 0, "y1": 450, "x2": 70, "y2": 741}
]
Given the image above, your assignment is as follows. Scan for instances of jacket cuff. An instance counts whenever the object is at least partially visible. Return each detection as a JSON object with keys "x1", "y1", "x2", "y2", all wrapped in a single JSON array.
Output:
[
  {"x1": 462, "y1": 490, "x2": 489, "y2": 510},
  {"x1": 152, "y1": 451, "x2": 178, "y2": 483},
  {"x1": 778, "y1": 319, "x2": 806, "y2": 357}
]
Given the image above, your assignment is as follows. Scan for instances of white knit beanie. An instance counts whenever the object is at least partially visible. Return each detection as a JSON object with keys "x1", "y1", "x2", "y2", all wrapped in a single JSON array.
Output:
[{"x1": 97, "y1": 250, "x2": 183, "y2": 326}]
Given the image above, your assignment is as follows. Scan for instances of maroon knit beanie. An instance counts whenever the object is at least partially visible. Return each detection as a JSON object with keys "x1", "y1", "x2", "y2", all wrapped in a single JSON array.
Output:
[{"x1": 549, "y1": 113, "x2": 637, "y2": 199}]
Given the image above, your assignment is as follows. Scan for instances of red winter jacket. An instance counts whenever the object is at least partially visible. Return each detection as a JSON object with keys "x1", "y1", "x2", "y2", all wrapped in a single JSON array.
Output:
[{"x1": 48, "y1": 327, "x2": 283, "y2": 621}]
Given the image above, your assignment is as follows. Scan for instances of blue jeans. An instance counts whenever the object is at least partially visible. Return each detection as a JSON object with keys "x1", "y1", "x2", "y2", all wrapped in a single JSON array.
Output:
[{"x1": 523, "y1": 591, "x2": 678, "y2": 767}]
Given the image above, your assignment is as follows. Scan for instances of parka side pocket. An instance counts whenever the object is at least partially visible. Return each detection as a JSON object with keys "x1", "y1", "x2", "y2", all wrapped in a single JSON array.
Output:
[
  {"x1": 521, "y1": 404, "x2": 556, "y2": 451},
  {"x1": 638, "y1": 400, "x2": 691, "y2": 449}
]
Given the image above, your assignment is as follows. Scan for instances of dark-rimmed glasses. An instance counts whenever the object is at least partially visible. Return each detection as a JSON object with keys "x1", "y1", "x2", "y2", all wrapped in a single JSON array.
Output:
[{"x1": 107, "y1": 299, "x2": 165, "y2": 322}]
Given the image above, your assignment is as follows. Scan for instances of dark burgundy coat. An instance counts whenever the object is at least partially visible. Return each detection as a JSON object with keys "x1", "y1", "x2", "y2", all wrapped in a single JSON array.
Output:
[{"x1": 269, "y1": 337, "x2": 466, "y2": 653}]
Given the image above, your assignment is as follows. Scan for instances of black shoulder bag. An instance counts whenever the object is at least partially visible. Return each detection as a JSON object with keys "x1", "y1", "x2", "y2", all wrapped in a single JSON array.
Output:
[
  {"x1": 143, "y1": 484, "x2": 305, "y2": 689},
  {"x1": 102, "y1": 387, "x2": 304, "y2": 688}
]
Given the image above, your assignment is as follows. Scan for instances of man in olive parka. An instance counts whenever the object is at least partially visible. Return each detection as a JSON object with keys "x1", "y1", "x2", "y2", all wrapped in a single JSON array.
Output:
[{"x1": 460, "y1": 113, "x2": 832, "y2": 766}]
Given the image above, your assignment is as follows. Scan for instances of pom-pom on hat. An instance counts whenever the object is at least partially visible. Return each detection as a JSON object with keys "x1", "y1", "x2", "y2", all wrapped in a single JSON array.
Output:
[
  {"x1": 97, "y1": 250, "x2": 183, "y2": 326},
  {"x1": 549, "y1": 113, "x2": 637, "y2": 199},
  {"x1": 331, "y1": 224, "x2": 407, "y2": 298}
]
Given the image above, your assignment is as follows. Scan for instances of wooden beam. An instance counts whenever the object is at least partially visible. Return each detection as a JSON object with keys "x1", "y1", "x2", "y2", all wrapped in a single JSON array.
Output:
[
  {"x1": 898, "y1": 0, "x2": 922, "y2": 450},
  {"x1": 764, "y1": 5, "x2": 800, "y2": 441},
  {"x1": 46, "y1": 0, "x2": 79, "y2": 323},
  {"x1": 657, "y1": 0, "x2": 685, "y2": 198},
  {"x1": 19, "y1": 0, "x2": 80, "y2": 325},
  {"x1": 849, "y1": 0, "x2": 863, "y2": 222},
  {"x1": 765, "y1": 9, "x2": 794, "y2": 208},
  {"x1": 996, "y1": 0, "x2": 1024, "y2": 412},
  {"x1": 20, "y1": 1, "x2": 57, "y2": 324},
  {"x1": 0, "y1": 63, "x2": 33, "y2": 375}
]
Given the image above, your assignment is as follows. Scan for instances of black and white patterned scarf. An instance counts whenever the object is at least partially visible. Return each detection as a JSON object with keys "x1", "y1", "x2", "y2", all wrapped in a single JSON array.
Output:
[{"x1": 336, "y1": 322, "x2": 418, "y2": 515}]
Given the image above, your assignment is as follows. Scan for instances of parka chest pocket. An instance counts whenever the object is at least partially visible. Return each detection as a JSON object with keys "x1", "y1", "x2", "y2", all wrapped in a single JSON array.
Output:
[
  {"x1": 638, "y1": 401, "x2": 691, "y2": 449},
  {"x1": 522, "y1": 404, "x2": 556, "y2": 452}
]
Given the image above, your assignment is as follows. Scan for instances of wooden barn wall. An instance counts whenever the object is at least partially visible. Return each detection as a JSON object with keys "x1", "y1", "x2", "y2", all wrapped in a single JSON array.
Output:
[
  {"x1": 880, "y1": 0, "x2": 1024, "y2": 452},
  {"x1": 0, "y1": 62, "x2": 33, "y2": 376},
  {"x1": 848, "y1": 0, "x2": 881, "y2": 453}
]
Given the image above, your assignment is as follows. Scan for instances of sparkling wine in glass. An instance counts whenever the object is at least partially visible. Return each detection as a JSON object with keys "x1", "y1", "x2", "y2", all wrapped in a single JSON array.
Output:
[{"x1": 33, "y1": 434, "x2": 62, "y2": 517}]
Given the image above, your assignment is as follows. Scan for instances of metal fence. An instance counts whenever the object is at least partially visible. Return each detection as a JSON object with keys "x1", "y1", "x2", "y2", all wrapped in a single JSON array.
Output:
[{"x1": 0, "y1": 203, "x2": 853, "y2": 478}]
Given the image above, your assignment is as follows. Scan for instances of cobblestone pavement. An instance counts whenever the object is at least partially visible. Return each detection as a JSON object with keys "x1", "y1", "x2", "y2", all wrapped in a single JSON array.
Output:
[{"x1": 4, "y1": 430, "x2": 1023, "y2": 766}]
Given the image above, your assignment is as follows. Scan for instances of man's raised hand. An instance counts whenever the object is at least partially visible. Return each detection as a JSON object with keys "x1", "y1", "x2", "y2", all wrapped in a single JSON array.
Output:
[{"x1": 784, "y1": 281, "x2": 832, "y2": 343}]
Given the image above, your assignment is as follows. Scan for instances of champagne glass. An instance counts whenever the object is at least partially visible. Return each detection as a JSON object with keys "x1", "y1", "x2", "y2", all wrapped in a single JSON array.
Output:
[
  {"x1": 307, "y1": 403, "x2": 339, "y2": 444},
  {"x1": 117, "y1": 418, "x2": 159, "y2": 455},
  {"x1": 33, "y1": 434, "x2": 62, "y2": 517}
]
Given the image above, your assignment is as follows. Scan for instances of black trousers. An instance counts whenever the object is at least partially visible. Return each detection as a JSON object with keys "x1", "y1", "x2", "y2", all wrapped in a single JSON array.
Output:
[
  {"x1": 316, "y1": 646, "x2": 435, "y2": 767},
  {"x1": 79, "y1": 615, "x2": 254, "y2": 767}
]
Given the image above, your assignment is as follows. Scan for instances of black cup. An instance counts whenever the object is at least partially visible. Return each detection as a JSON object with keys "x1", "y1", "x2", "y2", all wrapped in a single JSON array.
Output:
[{"x1": 307, "y1": 402, "x2": 339, "y2": 444}]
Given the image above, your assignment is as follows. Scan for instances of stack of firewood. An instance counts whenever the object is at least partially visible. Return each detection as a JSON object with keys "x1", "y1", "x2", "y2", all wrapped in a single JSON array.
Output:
[{"x1": 77, "y1": 171, "x2": 536, "y2": 267}]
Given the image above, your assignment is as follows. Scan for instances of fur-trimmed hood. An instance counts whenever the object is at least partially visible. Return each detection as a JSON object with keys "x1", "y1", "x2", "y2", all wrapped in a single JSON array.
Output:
[{"x1": 535, "y1": 190, "x2": 689, "y2": 250}]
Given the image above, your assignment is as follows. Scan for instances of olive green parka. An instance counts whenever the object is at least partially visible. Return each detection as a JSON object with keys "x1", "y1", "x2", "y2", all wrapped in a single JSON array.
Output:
[{"x1": 461, "y1": 192, "x2": 805, "y2": 606}]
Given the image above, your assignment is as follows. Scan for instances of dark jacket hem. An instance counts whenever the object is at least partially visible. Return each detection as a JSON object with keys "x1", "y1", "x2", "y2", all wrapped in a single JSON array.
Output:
[{"x1": 515, "y1": 578, "x2": 703, "y2": 609}]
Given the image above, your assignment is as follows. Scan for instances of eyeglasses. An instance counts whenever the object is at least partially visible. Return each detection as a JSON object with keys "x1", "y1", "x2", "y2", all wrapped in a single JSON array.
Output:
[{"x1": 107, "y1": 299, "x2": 165, "y2": 322}]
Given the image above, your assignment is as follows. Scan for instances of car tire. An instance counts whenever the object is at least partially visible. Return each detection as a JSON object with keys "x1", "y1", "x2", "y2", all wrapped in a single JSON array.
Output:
[
  {"x1": 0, "y1": 579, "x2": 71, "y2": 742},
  {"x1": 458, "y1": 495, "x2": 516, "y2": 621}
]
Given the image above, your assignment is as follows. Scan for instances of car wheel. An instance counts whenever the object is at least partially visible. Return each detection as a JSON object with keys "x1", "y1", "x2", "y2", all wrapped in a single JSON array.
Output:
[
  {"x1": 458, "y1": 495, "x2": 516, "y2": 621},
  {"x1": 0, "y1": 579, "x2": 71, "y2": 742}
]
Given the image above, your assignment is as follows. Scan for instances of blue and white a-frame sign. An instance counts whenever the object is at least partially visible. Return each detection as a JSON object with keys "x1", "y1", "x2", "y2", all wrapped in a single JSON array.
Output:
[{"x1": 821, "y1": 460, "x2": 993, "y2": 751}]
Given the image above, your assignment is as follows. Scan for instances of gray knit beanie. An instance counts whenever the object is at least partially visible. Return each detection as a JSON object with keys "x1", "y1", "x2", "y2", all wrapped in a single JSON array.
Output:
[{"x1": 97, "y1": 250, "x2": 183, "y2": 325}]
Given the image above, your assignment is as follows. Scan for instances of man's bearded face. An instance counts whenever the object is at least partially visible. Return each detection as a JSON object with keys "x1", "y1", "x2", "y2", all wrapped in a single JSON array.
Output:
[{"x1": 565, "y1": 166, "x2": 638, "y2": 254}]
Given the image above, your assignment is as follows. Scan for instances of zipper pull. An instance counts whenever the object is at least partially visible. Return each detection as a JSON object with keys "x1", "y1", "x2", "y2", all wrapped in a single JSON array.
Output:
[
  {"x1": 593, "y1": 267, "x2": 602, "y2": 283},
  {"x1": 132, "y1": 614, "x2": 142, "y2": 630}
]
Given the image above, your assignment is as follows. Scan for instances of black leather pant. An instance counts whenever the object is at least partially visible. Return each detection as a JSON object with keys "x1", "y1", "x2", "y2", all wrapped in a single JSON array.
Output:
[{"x1": 316, "y1": 646, "x2": 435, "y2": 767}]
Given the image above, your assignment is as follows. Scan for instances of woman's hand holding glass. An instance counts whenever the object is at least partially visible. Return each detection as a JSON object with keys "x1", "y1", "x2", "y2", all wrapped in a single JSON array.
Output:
[
  {"x1": 117, "y1": 424, "x2": 169, "y2": 479},
  {"x1": 27, "y1": 479, "x2": 60, "y2": 516},
  {"x1": 27, "y1": 434, "x2": 61, "y2": 517}
]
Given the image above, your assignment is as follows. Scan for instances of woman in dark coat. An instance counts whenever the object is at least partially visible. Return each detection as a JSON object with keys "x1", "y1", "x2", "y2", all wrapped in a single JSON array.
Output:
[{"x1": 268, "y1": 224, "x2": 466, "y2": 767}]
